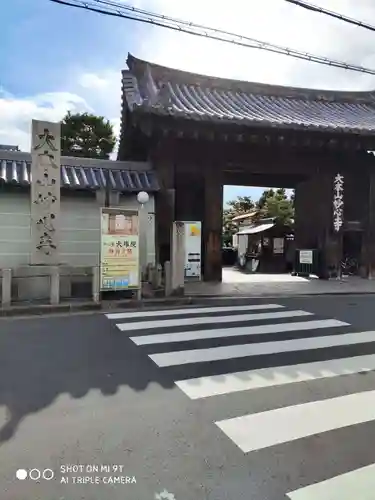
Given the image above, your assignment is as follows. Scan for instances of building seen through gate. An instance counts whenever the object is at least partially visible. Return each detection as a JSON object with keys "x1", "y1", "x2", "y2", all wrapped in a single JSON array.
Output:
[{"x1": 119, "y1": 53, "x2": 375, "y2": 282}]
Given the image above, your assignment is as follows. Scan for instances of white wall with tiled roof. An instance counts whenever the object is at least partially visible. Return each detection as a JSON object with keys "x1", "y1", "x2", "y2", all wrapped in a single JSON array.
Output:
[{"x1": 0, "y1": 189, "x2": 155, "y2": 269}]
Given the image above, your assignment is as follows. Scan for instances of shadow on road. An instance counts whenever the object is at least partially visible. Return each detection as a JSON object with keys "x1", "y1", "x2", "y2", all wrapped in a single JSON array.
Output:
[
  {"x1": 0, "y1": 313, "x2": 174, "y2": 444},
  {"x1": 2, "y1": 297, "x2": 375, "y2": 446}
]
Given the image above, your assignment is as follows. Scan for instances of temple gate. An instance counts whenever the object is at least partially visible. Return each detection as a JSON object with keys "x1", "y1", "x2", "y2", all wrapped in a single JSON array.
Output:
[{"x1": 118, "y1": 53, "x2": 375, "y2": 282}]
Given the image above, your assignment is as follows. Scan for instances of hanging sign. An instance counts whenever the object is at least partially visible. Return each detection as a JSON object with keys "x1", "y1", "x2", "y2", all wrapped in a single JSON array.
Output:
[
  {"x1": 183, "y1": 221, "x2": 202, "y2": 280},
  {"x1": 100, "y1": 208, "x2": 140, "y2": 290},
  {"x1": 333, "y1": 173, "x2": 344, "y2": 232}
]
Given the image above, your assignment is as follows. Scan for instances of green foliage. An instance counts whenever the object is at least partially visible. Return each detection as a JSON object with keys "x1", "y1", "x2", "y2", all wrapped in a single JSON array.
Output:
[
  {"x1": 257, "y1": 188, "x2": 276, "y2": 209},
  {"x1": 255, "y1": 188, "x2": 294, "y2": 226},
  {"x1": 223, "y1": 188, "x2": 295, "y2": 243},
  {"x1": 222, "y1": 208, "x2": 237, "y2": 245},
  {"x1": 222, "y1": 196, "x2": 255, "y2": 245},
  {"x1": 226, "y1": 195, "x2": 254, "y2": 214},
  {"x1": 61, "y1": 111, "x2": 116, "y2": 159}
]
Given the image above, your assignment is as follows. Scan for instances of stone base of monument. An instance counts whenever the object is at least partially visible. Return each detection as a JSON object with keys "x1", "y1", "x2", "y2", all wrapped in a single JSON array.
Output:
[
  {"x1": 1, "y1": 265, "x2": 153, "y2": 306},
  {"x1": 11, "y1": 265, "x2": 94, "y2": 303}
]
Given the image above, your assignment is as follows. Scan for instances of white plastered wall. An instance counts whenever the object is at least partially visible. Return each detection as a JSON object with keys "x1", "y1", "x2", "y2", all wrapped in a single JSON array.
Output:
[{"x1": 0, "y1": 190, "x2": 156, "y2": 268}]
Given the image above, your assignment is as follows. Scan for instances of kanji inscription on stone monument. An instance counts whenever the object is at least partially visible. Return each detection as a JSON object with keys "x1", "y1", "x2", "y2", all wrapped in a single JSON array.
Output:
[{"x1": 30, "y1": 120, "x2": 61, "y2": 265}]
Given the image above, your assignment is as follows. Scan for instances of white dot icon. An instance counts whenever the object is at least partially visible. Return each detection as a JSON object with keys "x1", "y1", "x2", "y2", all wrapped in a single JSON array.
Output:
[{"x1": 16, "y1": 469, "x2": 27, "y2": 480}]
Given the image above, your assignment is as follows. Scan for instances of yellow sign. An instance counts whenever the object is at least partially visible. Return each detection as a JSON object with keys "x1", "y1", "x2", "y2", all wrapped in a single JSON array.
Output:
[
  {"x1": 189, "y1": 224, "x2": 200, "y2": 236},
  {"x1": 100, "y1": 209, "x2": 140, "y2": 290}
]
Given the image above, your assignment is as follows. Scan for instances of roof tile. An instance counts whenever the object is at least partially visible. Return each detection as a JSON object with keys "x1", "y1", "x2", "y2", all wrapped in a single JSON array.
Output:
[
  {"x1": 123, "y1": 54, "x2": 375, "y2": 134},
  {"x1": 0, "y1": 160, "x2": 159, "y2": 192}
]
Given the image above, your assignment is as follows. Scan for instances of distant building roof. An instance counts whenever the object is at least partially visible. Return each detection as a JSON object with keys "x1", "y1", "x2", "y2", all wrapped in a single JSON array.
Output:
[
  {"x1": 231, "y1": 211, "x2": 258, "y2": 223},
  {"x1": 237, "y1": 222, "x2": 275, "y2": 235},
  {"x1": 121, "y1": 53, "x2": 375, "y2": 135},
  {"x1": 0, "y1": 144, "x2": 19, "y2": 151}
]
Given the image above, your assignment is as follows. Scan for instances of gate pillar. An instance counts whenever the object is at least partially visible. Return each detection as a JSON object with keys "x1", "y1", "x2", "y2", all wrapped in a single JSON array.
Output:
[
  {"x1": 154, "y1": 159, "x2": 175, "y2": 266},
  {"x1": 295, "y1": 172, "x2": 338, "y2": 275},
  {"x1": 203, "y1": 165, "x2": 223, "y2": 282},
  {"x1": 362, "y1": 170, "x2": 375, "y2": 278}
]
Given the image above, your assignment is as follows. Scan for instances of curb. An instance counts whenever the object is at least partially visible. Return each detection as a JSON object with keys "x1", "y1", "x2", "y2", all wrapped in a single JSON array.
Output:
[
  {"x1": 0, "y1": 297, "x2": 194, "y2": 318},
  {"x1": 0, "y1": 301, "x2": 103, "y2": 317},
  {"x1": 1, "y1": 290, "x2": 375, "y2": 317},
  {"x1": 183, "y1": 291, "x2": 375, "y2": 299}
]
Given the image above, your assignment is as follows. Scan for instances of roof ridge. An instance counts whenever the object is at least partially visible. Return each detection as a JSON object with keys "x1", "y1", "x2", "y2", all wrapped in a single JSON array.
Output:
[
  {"x1": 0, "y1": 151, "x2": 152, "y2": 171},
  {"x1": 126, "y1": 53, "x2": 375, "y2": 103}
]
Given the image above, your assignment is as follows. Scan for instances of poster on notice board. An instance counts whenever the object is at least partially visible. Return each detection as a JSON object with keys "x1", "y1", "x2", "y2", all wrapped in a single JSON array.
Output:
[{"x1": 100, "y1": 208, "x2": 140, "y2": 291}]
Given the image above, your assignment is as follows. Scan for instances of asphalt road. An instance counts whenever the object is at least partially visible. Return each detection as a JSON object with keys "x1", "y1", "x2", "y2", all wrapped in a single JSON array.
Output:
[{"x1": 1, "y1": 295, "x2": 375, "y2": 500}]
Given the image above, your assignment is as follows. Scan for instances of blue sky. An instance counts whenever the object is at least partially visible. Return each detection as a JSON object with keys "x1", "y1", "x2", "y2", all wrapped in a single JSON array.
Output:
[{"x1": 1, "y1": 0, "x2": 374, "y2": 204}]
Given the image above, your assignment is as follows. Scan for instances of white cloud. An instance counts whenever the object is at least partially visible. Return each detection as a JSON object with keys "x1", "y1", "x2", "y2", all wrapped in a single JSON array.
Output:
[
  {"x1": 2, "y1": 0, "x2": 375, "y2": 154},
  {"x1": 0, "y1": 91, "x2": 90, "y2": 151},
  {"x1": 133, "y1": 0, "x2": 375, "y2": 90},
  {"x1": 0, "y1": 71, "x2": 121, "y2": 153},
  {"x1": 78, "y1": 73, "x2": 109, "y2": 89}
]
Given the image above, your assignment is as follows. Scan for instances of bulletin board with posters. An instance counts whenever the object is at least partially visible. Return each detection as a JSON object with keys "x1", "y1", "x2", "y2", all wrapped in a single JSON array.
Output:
[{"x1": 100, "y1": 208, "x2": 140, "y2": 291}]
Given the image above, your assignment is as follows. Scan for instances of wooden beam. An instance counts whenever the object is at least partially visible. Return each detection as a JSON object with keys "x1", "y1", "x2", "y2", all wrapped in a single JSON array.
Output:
[
  {"x1": 133, "y1": 112, "x2": 375, "y2": 151},
  {"x1": 223, "y1": 172, "x2": 305, "y2": 188}
]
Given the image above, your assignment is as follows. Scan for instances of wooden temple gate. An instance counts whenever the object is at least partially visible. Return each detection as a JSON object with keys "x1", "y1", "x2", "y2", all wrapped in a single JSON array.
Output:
[{"x1": 118, "y1": 53, "x2": 375, "y2": 282}]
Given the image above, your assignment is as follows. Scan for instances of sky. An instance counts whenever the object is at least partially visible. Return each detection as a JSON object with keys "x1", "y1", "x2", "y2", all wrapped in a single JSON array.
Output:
[{"x1": 2, "y1": 0, "x2": 375, "y2": 204}]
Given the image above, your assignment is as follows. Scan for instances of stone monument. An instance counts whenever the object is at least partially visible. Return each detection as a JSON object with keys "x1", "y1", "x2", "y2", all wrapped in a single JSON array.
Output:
[
  {"x1": 30, "y1": 119, "x2": 61, "y2": 265},
  {"x1": 171, "y1": 221, "x2": 185, "y2": 295}
]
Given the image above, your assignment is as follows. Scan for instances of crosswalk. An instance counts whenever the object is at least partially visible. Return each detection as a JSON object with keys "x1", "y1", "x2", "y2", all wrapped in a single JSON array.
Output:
[{"x1": 106, "y1": 302, "x2": 375, "y2": 499}]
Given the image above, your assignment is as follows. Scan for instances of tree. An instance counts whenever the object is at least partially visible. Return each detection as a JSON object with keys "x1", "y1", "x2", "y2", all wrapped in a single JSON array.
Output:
[
  {"x1": 255, "y1": 188, "x2": 294, "y2": 226},
  {"x1": 222, "y1": 189, "x2": 295, "y2": 245},
  {"x1": 222, "y1": 196, "x2": 255, "y2": 245},
  {"x1": 61, "y1": 111, "x2": 116, "y2": 159},
  {"x1": 226, "y1": 195, "x2": 255, "y2": 215},
  {"x1": 257, "y1": 188, "x2": 276, "y2": 210},
  {"x1": 222, "y1": 208, "x2": 237, "y2": 245}
]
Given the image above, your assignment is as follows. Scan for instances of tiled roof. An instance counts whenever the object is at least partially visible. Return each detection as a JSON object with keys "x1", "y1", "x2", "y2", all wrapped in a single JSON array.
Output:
[
  {"x1": 0, "y1": 159, "x2": 159, "y2": 192},
  {"x1": 0, "y1": 144, "x2": 19, "y2": 151},
  {"x1": 232, "y1": 211, "x2": 258, "y2": 223},
  {"x1": 122, "y1": 53, "x2": 375, "y2": 134}
]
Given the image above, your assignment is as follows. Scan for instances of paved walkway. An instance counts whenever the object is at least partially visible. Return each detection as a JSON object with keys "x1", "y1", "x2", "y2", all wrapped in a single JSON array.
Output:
[{"x1": 184, "y1": 268, "x2": 375, "y2": 297}]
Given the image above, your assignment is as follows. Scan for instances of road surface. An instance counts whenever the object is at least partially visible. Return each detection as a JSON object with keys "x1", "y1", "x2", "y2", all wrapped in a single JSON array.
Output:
[{"x1": 1, "y1": 295, "x2": 375, "y2": 499}]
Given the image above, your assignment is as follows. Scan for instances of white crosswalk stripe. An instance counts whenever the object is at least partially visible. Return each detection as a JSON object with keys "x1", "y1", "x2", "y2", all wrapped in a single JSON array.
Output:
[
  {"x1": 106, "y1": 302, "x2": 375, "y2": 497},
  {"x1": 215, "y1": 390, "x2": 375, "y2": 453},
  {"x1": 286, "y1": 464, "x2": 375, "y2": 500},
  {"x1": 149, "y1": 327, "x2": 375, "y2": 367},
  {"x1": 175, "y1": 353, "x2": 375, "y2": 399},
  {"x1": 105, "y1": 303, "x2": 284, "y2": 320},
  {"x1": 116, "y1": 309, "x2": 312, "y2": 331},
  {"x1": 130, "y1": 316, "x2": 342, "y2": 345}
]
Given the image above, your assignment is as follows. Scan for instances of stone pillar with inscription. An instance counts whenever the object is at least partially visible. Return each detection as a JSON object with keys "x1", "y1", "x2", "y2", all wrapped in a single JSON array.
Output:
[
  {"x1": 30, "y1": 120, "x2": 61, "y2": 265},
  {"x1": 170, "y1": 221, "x2": 185, "y2": 295}
]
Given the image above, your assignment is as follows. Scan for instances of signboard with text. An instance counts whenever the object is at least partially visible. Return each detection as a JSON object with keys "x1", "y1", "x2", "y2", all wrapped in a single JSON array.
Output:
[
  {"x1": 299, "y1": 249, "x2": 313, "y2": 265},
  {"x1": 183, "y1": 221, "x2": 202, "y2": 280},
  {"x1": 100, "y1": 208, "x2": 140, "y2": 291}
]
